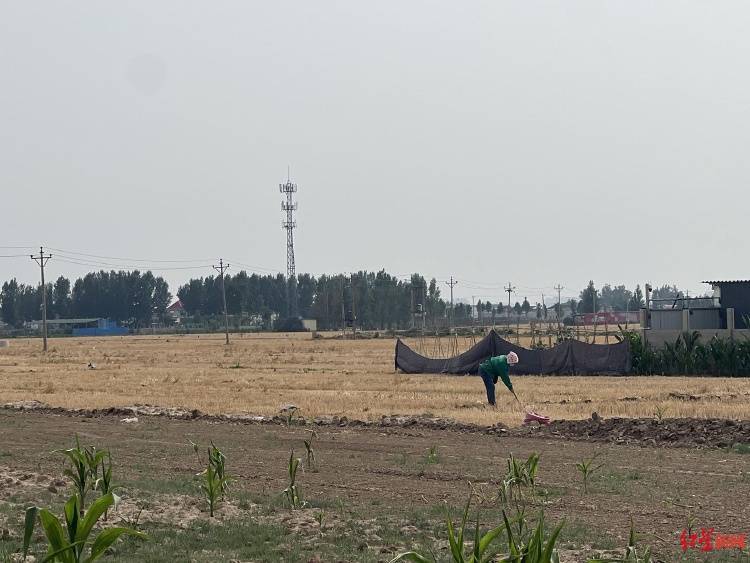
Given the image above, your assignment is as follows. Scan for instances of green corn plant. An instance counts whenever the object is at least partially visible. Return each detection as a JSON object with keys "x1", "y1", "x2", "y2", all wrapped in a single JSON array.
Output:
[
  {"x1": 303, "y1": 430, "x2": 317, "y2": 472},
  {"x1": 199, "y1": 463, "x2": 223, "y2": 518},
  {"x1": 208, "y1": 442, "x2": 229, "y2": 498},
  {"x1": 587, "y1": 519, "x2": 652, "y2": 562},
  {"x1": 499, "y1": 453, "x2": 540, "y2": 507},
  {"x1": 56, "y1": 437, "x2": 107, "y2": 513},
  {"x1": 94, "y1": 453, "x2": 118, "y2": 521},
  {"x1": 282, "y1": 450, "x2": 305, "y2": 509},
  {"x1": 22, "y1": 493, "x2": 145, "y2": 562},
  {"x1": 389, "y1": 496, "x2": 505, "y2": 563},
  {"x1": 425, "y1": 445, "x2": 440, "y2": 465},
  {"x1": 198, "y1": 444, "x2": 229, "y2": 517},
  {"x1": 499, "y1": 510, "x2": 564, "y2": 563},
  {"x1": 575, "y1": 454, "x2": 604, "y2": 495}
]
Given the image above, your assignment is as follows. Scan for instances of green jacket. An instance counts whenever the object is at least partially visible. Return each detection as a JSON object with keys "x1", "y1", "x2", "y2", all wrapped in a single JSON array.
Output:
[{"x1": 479, "y1": 355, "x2": 513, "y2": 392}]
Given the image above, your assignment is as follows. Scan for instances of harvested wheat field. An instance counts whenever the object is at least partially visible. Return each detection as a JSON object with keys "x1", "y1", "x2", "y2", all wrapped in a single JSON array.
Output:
[
  {"x1": 2, "y1": 334, "x2": 750, "y2": 562},
  {"x1": 0, "y1": 333, "x2": 749, "y2": 427}
]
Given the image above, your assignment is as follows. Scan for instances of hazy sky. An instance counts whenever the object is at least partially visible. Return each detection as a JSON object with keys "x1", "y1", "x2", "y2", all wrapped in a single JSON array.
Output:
[{"x1": 2, "y1": 2, "x2": 748, "y2": 303}]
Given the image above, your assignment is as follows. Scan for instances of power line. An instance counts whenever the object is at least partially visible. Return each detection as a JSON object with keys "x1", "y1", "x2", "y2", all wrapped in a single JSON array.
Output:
[
  {"x1": 46, "y1": 247, "x2": 214, "y2": 263},
  {"x1": 53, "y1": 256, "x2": 213, "y2": 271}
]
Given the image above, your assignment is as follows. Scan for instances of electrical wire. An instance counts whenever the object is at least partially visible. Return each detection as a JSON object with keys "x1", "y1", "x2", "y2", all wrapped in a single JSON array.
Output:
[
  {"x1": 0, "y1": 254, "x2": 30, "y2": 258},
  {"x1": 54, "y1": 256, "x2": 214, "y2": 271},
  {"x1": 47, "y1": 247, "x2": 214, "y2": 263}
]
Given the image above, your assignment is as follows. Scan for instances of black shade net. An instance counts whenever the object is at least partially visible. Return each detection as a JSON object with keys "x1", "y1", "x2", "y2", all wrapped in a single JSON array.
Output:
[{"x1": 395, "y1": 330, "x2": 630, "y2": 375}]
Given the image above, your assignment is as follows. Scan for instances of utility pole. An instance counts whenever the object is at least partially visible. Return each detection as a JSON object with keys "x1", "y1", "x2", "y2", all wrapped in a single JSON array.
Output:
[
  {"x1": 504, "y1": 282, "x2": 516, "y2": 334},
  {"x1": 445, "y1": 277, "x2": 458, "y2": 332},
  {"x1": 213, "y1": 259, "x2": 230, "y2": 345},
  {"x1": 554, "y1": 284, "x2": 564, "y2": 330},
  {"x1": 351, "y1": 273, "x2": 356, "y2": 340},
  {"x1": 30, "y1": 247, "x2": 52, "y2": 352}
]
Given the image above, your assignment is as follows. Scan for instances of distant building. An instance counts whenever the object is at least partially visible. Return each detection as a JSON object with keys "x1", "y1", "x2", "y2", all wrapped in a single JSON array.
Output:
[
  {"x1": 26, "y1": 318, "x2": 128, "y2": 336},
  {"x1": 645, "y1": 279, "x2": 750, "y2": 334},
  {"x1": 703, "y1": 280, "x2": 750, "y2": 329},
  {"x1": 576, "y1": 311, "x2": 639, "y2": 325},
  {"x1": 166, "y1": 300, "x2": 186, "y2": 323}
]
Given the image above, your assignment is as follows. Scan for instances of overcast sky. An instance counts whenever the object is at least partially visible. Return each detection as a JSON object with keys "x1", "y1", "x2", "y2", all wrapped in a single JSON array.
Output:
[{"x1": 2, "y1": 2, "x2": 747, "y2": 303}]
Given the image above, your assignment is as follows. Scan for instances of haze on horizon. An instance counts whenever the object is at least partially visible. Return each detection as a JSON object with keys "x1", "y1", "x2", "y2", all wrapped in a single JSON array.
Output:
[{"x1": 2, "y1": 2, "x2": 748, "y2": 303}]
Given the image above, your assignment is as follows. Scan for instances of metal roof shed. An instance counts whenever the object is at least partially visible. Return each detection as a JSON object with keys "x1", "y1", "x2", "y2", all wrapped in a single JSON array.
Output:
[{"x1": 703, "y1": 280, "x2": 750, "y2": 329}]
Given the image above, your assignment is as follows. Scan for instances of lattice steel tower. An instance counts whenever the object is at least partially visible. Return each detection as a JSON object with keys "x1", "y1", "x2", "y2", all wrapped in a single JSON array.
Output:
[{"x1": 280, "y1": 171, "x2": 298, "y2": 317}]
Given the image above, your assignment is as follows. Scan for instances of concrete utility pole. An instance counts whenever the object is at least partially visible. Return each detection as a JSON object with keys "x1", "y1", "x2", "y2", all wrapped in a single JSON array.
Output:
[
  {"x1": 504, "y1": 282, "x2": 516, "y2": 333},
  {"x1": 351, "y1": 273, "x2": 356, "y2": 340},
  {"x1": 554, "y1": 284, "x2": 564, "y2": 329},
  {"x1": 445, "y1": 277, "x2": 458, "y2": 331},
  {"x1": 213, "y1": 259, "x2": 230, "y2": 345},
  {"x1": 30, "y1": 247, "x2": 52, "y2": 352}
]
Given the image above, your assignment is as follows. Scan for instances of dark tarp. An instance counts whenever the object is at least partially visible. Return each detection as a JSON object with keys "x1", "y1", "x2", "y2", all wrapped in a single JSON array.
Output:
[{"x1": 395, "y1": 330, "x2": 630, "y2": 375}]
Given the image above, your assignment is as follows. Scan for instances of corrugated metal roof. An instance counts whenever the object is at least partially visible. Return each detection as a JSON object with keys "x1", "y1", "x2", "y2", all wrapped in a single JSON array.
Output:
[{"x1": 702, "y1": 280, "x2": 750, "y2": 285}]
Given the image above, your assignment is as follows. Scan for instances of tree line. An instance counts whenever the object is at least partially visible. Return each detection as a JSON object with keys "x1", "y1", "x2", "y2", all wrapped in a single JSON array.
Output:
[
  {"x1": 0, "y1": 269, "x2": 688, "y2": 331},
  {"x1": 0, "y1": 271, "x2": 171, "y2": 329}
]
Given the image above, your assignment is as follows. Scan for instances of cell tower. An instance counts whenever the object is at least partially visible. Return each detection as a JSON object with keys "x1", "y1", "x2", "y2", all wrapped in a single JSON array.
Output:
[{"x1": 280, "y1": 169, "x2": 298, "y2": 317}]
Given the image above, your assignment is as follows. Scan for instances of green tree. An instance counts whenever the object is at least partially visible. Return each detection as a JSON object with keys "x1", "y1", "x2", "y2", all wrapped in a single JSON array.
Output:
[
  {"x1": 51, "y1": 276, "x2": 72, "y2": 318},
  {"x1": 521, "y1": 297, "x2": 531, "y2": 318},
  {"x1": 578, "y1": 281, "x2": 598, "y2": 314},
  {"x1": 629, "y1": 284, "x2": 645, "y2": 310},
  {"x1": 513, "y1": 301, "x2": 522, "y2": 317},
  {"x1": 0, "y1": 279, "x2": 20, "y2": 327},
  {"x1": 152, "y1": 277, "x2": 171, "y2": 324},
  {"x1": 568, "y1": 299, "x2": 578, "y2": 317},
  {"x1": 535, "y1": 303, "x2": 542, "y2": 319}
]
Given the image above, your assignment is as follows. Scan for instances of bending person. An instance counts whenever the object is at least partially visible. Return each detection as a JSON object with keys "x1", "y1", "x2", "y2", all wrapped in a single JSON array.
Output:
[{"x1": 478, "y1": 351, "x2": 519, "y2": 406}]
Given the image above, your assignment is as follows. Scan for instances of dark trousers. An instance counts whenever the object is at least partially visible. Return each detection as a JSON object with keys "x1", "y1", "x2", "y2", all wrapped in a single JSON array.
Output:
[{"x1": 479, "y1": 367, "x2": 495, "y2": 406}]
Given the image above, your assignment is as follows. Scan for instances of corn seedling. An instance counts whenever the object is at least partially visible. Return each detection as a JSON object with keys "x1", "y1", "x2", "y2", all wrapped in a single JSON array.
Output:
[
  {"x1": 282, "y1": 450, "x2": 306, "y2": 509},
  {"x1": 303, "y1": 430, "x2": 318, "y2": 472},
  {"x1": 282, "y1": 405, "x2": 299, "y2": 427},
  {"x1": 389, "y1": 495, "x2": 505, "y2": 563},
  {"x1": 208, "y1": 442, "x2": 229, "y2": 498},
  {"x1": 499, "y1": 453, "x2": 540, "y2": 507},
  {"x1": 56, "y1": 436, "x2": 108, "y2": 513},
  {"x1": 425, "y1": 445, "x2": 440, "y2": 465},
  {"x1": 22, "y1": 493, "x2": 145, "y2": 562},
  {"x1": 198, "y1": 444, "x2": 229, "y2": 517},
  {"x1": 188, "y1": 439, "x2": 201, "y2": 464},
  {"x1": 575, "y1": 454, "x2": 604, "y2": 495},
  {"x1": 500, "y1": 510, "x2": 564, "y2": 563},
  {"x1": 94, "y1": 452, "x2": 119, "y2": 521},
  {"x1": 315, "y1": 510, "x2": 325, "y2": 535},
  {"x1": 586, "y1": 518, "x2": 652, "y2": 562}
]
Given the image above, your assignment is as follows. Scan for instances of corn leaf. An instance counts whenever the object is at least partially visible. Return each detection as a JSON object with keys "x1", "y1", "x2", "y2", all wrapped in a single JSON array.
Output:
[
  {"x1": 76, "y1": 493, "x2": 114, "y2": 545},
  {"x1": 38, "y1": 509, "x2": 75, "y2": 563},
  {"x1": 388, "y1": 552, "x2": 434, "y2": 563},
  {"x1": 23, "y1": 506, "x2": 38, "y2": 558},
  {"x1": 86, "y1": 528, "x2": 146, "y2": 562}
]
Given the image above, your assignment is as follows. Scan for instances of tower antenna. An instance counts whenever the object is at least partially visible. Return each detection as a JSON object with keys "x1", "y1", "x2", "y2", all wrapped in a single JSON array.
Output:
[{"x1": 280, "y1": 170, "x2": 298, "y2": 317}]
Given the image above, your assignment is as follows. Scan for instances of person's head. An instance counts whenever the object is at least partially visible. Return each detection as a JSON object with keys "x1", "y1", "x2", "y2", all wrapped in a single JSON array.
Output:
[{"x1": 507, "y1": 351, "x2": 519, "y2": 365}]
